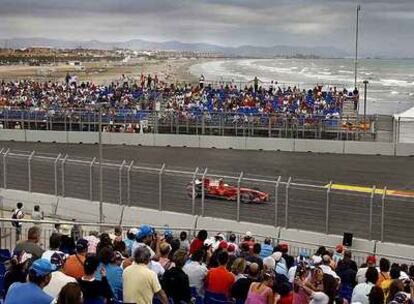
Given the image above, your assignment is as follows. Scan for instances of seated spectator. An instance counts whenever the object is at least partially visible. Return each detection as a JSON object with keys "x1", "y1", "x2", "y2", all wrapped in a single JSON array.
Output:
[
  {"x1": 231, "y1": 257, "x2": 247, "y2": 280},
  {"x1": 183, "y1": 248, "x2": 208, "y2": 297},
  {"x1": 55, "y1": 282, "x2": 83, "y2": 304},
  {"x1": 260, "y1": 238, "x2": 273, "y2": 259},
  {"x1": 295, "y1": 273, "x2": 338, "y2": 304},
  {"x1": 44, "y1": 252, "x2": 77, "y2": 298},
  {"x1": 13, "y1": 226, "x2": 44, "y2": 260},
  {"x1": 352, "y1": 267, "x2": 379, "y2": 304},
  {"x1": 162, "y1": 249, "x2": 191, "y2": 303},
  {"x1": 228, "y1": 233, "x2": 239, "y2": 255},
  {"x1": 190, "y1": 229, "x2": 208, "y2": 255},
  {"x1": 77, "y1": 255, "x2": 114, "y2": 304},
  {"x1": 123, "y1": 247, "x2": 168, "y2": 304},
  {"x1": 231, "y1": 263, "x2": 261, "y2": 303},
  {"x1": 246, "y1": 243, "x2": 264, "y2": 270},
  {"x1": 205, "y1": 250, "x2": 235, "y2": 298},
  {"x1": 273, "y1": 252, "x2": 288, "y2": 278},
  {"x1": 95, "y1": 246, "x2": 123, "y2": 301},
  {"x1": 319, "y1": 255, "x2": 339, "y2": 279},
  {"x1": 84, "y1": 231, "x2": 100, "y2": 254},
  {"x1": 42, "y1": 233, "x2": 64, "y2": 261},
  {"x1": 378, "y1": 258, "x2": 391, "y2": 291},
  {"x1": 3, "y1": 251, "x2": 31, "y2": 295},
  {"x1": 333, "y1": 244, "x2": 344, "y2": 264},
  {"x1": 245, "y1": 270, "x2": 275, "y2": 304},
  {"x1": 386, "y1": 277, "x2": 404, "y2": 304},
  {"x1": 63, "y1": 239, "x2": 88, "y2": 279},
  {"x1": 4, "y1": 258, "x2": 55, "y2": 304}
]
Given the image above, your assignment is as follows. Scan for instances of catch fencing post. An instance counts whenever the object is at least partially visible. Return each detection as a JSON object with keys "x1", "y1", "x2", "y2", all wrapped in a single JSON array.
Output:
[
  {"x1": 369, "y1": 185, "x2": 376, "y2": 241},
  {"x1": 89, "y1": 157, "x2": 96, "y2": 201},
  {"x1": 275, "y1": 176, "x2": 281, "y2": 227},
  {"x1": 119, "y1": 161, "x2": 126, "y2": 205},
  {"x1": 201, "y1": 168, "x2": 208, "y2": 217},
  {"x1": 127, "y1": 161, "x2": 134, "y2": 206},
  {"x1": 3, "y1": 148, "x2": 10, "y2": 188},
  {"x1": 61, "y1": 155, "x2": 68, "y2": 197},
  {"x1": 191, "y1": 167, "x2": 199, "y2": 216},
  {"x1": 28, "y1": 151, "x2": 35, "y2": 192},
  {"x1": 381, "y1": 186, "x2": 387, "y2": 242},
  {"x1": 285, "y1": 177, "x2": 292, "y2": 228},
  {"x1": 54, "y1": 153, "x2": 61, "y2": 196},
  {"x1": 236, "y1": 172, "x2": 244, "y2": 222},
  {"x1": 158, "y1": 164, "x2": 165, "y2": 211},
  {"x1": 326, "y1": 181, "x2": 333, "y2": 234}
]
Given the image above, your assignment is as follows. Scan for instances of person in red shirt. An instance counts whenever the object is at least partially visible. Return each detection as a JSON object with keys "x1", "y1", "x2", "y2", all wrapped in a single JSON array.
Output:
[
  {"x1": 190, "y1": 230, "x2": 208, "y2": 255},
  {"x1": 205, "y1": 251, "x2": 235, "y2": 298}
]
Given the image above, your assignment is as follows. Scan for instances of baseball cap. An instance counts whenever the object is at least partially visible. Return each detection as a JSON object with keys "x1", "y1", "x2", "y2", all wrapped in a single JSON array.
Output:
[
  {"x1": 136, "y1": 225, "x2": 154, "y2": 240},
  {"x1": 50, "y1": 252, "x2": 66, "y2": 269},
  {"x1": 164, "y1": 229, "x2": 173, "y2": 238},
  {"x1": 335, "y1": 244, "x2": 344, "y2": 253},
  {"x1": 228, "y1": 244, "x2": 236, "y2": 253},
  {"x1": 204, "y1": 238, "x2": 214, "y2": 247},
  {"x1": 279, "y1": 243, "x2": 289, "y2": 251},
  {"x1": 215, "y1": 233, "x2": 225, "y2": 240},
  {"x1": 218, "y1": 240, "x2": 228, "y2": 250},
  {"x1": 29, "y1": 258, "x2": 56, "y2": 277},
  {"x1": 128, "y1": 228, "x2": 138, "y2": 235},
  {"x1": 366, "y1": 255, "x2": 377, "y2": 265},
  {"x1": 60, "y1": 224, "x2": 72, "y2": 236},
  {"x1": 245, "y1": 231, "x2": 252, "y2": 238},
  {"x1": 76, "y1": 238, "x2": 88, "y2": 252}
]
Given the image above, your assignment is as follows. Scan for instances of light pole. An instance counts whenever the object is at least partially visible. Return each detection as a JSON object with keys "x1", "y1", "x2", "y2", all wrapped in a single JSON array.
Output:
[
  {"x1": 354, "y1": 4, "x2": 361, "y2": 89},
  {"x1": 363, "y1": 80, "x2": 369, "y2": 122}
]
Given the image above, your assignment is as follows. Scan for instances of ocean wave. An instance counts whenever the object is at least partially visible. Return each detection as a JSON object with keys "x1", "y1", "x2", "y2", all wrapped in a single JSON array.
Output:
[{"x1": 380, "y1": 78, "x2": 414, "y2": 87}]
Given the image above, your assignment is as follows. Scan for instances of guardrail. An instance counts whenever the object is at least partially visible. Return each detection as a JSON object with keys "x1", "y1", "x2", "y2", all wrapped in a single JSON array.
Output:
[
  {"x1": 0, "y1": 148, "x2": 413, "y2": 245},
  {"x1": 0, "y1": 109, "x2": 377, "y2": 141}
]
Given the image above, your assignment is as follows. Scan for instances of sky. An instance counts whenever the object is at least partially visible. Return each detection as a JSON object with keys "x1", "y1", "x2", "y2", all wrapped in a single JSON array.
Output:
[{"x1": 0, "y1": 0, "x2": 413, "y2": 57}]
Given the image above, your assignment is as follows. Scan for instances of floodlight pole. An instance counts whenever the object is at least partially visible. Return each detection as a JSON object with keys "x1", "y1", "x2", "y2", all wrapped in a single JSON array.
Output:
[{"x1": 354, "y1": 4, "x2": 361, "y2": 89}]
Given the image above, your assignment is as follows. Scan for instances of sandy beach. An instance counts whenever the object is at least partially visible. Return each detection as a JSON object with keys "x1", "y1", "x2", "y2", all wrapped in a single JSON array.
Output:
[{"x1": 0, "y1": 57, "x2": 204, "y2": 85}]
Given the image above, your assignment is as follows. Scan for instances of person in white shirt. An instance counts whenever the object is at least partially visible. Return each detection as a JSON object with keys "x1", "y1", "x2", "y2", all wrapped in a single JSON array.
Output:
[
  {"x1": 352, "y1": 267, "x2": 379, "y2": 304},
  {"x1": 356, "y1": 256, "x2": 377, "y2": 284},
  {"x1": 42, "y1": 233, "x2": 65, "y2": 261},
  {"x1": 183, "y1": 249, "x2": 208, "y2": 297},
  {"x1": 43, "y1": 252, "x2": 76, "y2": 298}
]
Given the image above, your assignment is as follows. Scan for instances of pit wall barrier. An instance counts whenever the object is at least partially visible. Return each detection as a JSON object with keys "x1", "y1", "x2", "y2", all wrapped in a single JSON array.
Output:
[
  {"x1": 1, "y1": 129, "x2": 413, "y2": 156},
  {"x1": 1, "y1": 188, "x2": 413, "y2": 265}
]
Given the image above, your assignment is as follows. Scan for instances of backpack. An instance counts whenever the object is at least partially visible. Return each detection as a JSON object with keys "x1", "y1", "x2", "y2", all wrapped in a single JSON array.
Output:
[{"x1": 11, "y1": 209, "x2": 23, "y2": 227}]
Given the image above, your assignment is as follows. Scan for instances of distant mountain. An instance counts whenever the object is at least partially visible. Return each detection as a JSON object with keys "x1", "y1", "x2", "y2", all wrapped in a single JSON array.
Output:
[{"x1": 0, "y1": 37, "x2": 350, "y2": 58}]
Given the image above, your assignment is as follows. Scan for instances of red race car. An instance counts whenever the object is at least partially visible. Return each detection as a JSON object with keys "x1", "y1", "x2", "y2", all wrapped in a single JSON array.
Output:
[{"x1": 186, "y1": 178, "x2": 269, "y2": 204}]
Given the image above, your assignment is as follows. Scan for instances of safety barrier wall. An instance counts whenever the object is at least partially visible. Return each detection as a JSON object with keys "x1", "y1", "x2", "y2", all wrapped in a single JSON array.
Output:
[
  {"x1": 1, "y1": 129, "x2": 412, "y2": 156},
  {"x1": 1, "y1": 188, "x2": 413, "y2": 265}
]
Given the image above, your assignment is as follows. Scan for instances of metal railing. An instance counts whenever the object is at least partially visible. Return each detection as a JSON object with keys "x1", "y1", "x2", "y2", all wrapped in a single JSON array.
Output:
[
  {"x1": 0, "y1": 109, "x2": 379, "y2": 141},
  {"x1": 0, "y1": 148, "x2": 413, "y2": 245}
]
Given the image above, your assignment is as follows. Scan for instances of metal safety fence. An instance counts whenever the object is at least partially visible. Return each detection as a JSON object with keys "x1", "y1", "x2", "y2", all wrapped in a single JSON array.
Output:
[{"x1": 0, "y1": 148, "x2": 413, "y2": 245}]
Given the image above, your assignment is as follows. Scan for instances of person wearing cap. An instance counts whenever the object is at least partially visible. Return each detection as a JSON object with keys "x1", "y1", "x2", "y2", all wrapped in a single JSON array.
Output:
[
  {"x1": 95, "y1": 246, "x2": 123, "y2": 302},
  {"x1": 333, "y1": 244, "x2": 344, "y2": 264},
  {"x1": 228, "y1": 233, "x2": 240, "y2": 255},
  {"x1": 356, "y1": 256, "x2": 378, "y2": 284},
  {"x1": 43, "y1": 252, "x2": 76, "y2": 298},
  {"x1": 131, "y1": 225, "x2": 156, "y2": 259},
  {"x1": 59, "y1": 225, "x2": 75, "y2": 255},
  {"x1": 352, "y1": 267, "x2": 379, "y2": 304},
  {"x1": 124, "y1": 228, "x2": 138, "y2": 257},
  {"x1": 123, "y1": 246, "x2": 169, "y2": 304},
  {"x1": 13, "y1": 226, "x2": 44, "y2": 261},
  {"x1": 3, "y1": 251, "x2": 31, "y2": 295},
  {"x1": 241, "y1": 231, "x2": 255, "y2": 255},
  {"x1": 62, "y1": 238, "x2": 88, "y2": 279},
  {"x1": 4, "y1": 258, "x2": 55, "y2": 304}
]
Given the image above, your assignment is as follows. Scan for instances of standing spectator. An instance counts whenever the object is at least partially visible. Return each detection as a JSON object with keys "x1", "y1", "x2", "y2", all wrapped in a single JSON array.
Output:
[
  {"x1": 59, "y1": 225, "x2": 75, "y2": 255},
  {"x1": 4, "y1": 259, "x2": 55, "y2": 304},
  {"x1": 123, "y1": 228, "x2": 138, "y2": 257},
  {"x1": 190, "y1": 230, "x2": 208, "y2": 255},
  {"x1": 336, "y1": 251, "x2": 357, "y2": 302},
  {"x1": 205, "y1": 250, "x2": 235, "y2": 298},
  {"x1": 3, "y1": 251, "x2": 31, "y2": 295},
  {"x1": 42, "y1": 233, "x2": 63, "y2": 261},
  {"x1": 295, "y1": 273, "x2": 338, "y2": 304},
  {"x1": 96, "y1": 233, "x2": 114, "y2": 258},
  {"x1": 55, "y1": 282, "x2": 83, "y2": 304},
  {"x1": 231, "y1": 263, "x2": 261, "y2": 303},
  {"x1": 162, "y1": 250, "x2": 191, "y2": 304},
  {"x1": 84, "y1": 231, "x2": 100, "y2": 254},
  {"x1": 31, "y1": 205, "x2": 44, "y2": 221},
  {"x1": 352, "y1": 267, "x2": 379, "y2": 304},
  {"x1": 95, "y1": 247, "x2": 123, "y2": 302},
  {"x1": 199, "y1": 74, "x2": 205, "y2": 89},
  {"x1": 231, "y1": 257, "x2": 247, "y2": 280},
  {"x1": 62, "y1": 239, "x2": 88, "y2": 279},
  {"x1": 123, "y1": 247, "x2": 168, "y2": 304},
  {"x1": 228, "y1": 233, "x2": 239, "y2": 255},
  {"x1": 246, "y1": 243, "x2": 264, "y2": 270},
  {"x1": 245, "y1": 270, "x2": 275, "y2": 304},
  {"x1": 179, "y1": 231, "x2": 190, "y2": 251},
  {"x1": 333, "y1": 244, "x2": 344, "y2": 264},
  {"x1": 11, "y1": 202, "x2": 24, "y2": 241},
  {"x1": 159, "y1": 243, "x2": 175, "y2": 271},
  {"x1": 241, "y1": 231, "x2": 255, "y2": 255},
  {"x1": 357, "y1": 256, "x2": 377, "y2": 284},
  {"x1": 13, "y1": 226, "x2": 44, "y2": 260},
  {"x1": 260, "y1": 238, "x2": 273, "y2": 259},
  {"x1": 77, "y1": 255, "x2": 114, "y2": 304},
  {"x1": 43, "y1": 252, "x2": 76, "y2": 298},
  {"x1": 368, "y1": 286, "x2": 385, "y2": 304},
  {"x1": 378, "y1": 258, "x2": 391, "y2": 291},
  {"x1": 183, "y1": 248, "x2": 208, "y2": 297},
  {"x1": 131, "y1": 225, "x2": 156, "y2": 258}
]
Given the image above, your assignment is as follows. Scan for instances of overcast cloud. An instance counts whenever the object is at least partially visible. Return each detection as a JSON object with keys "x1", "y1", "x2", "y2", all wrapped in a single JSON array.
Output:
[{"x1": 0, "y1": 0, "x2": 413, "y2": 56}]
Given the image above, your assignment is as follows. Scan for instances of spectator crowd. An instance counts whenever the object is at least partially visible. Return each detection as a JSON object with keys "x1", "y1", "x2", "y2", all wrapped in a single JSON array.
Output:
[{"x1": 2, "y1": 221, "x2": 414, "y2": 304}]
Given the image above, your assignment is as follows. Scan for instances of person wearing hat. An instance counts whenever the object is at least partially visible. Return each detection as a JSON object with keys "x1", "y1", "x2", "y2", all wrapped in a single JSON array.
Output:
[
  {"x1": 356, "y1": 256, "x2": 378, "y2": 284},
  {"x1": 131, "y1": 225, "x2": 156, "y2": 259},
  {"x1": 124, "y1": 228, "x2": 138, "y2": 257},
  {"x1": 13, "y1": 226, "x2": 44, "y2": 261},
  {"x1": 59, "y1": 224, "x2": 75, "y2": 255},
  {"x1": 4, "y1": 258, "x2": 55, "y2": 304},
  {"x1": 43, "y1": 252, "x2": 76, "y2": 298},
  {"x1": 62, "y1": 238, "x2": 88, "y2": 279},
  {"x1": 3, "y1": 251, "x2": 31, "y2": 295}
]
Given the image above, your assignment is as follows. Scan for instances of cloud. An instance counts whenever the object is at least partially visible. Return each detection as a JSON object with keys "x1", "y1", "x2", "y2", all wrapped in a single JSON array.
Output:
[{"x1": 0, "y1": 0, "x2": 413, "y2": 56}]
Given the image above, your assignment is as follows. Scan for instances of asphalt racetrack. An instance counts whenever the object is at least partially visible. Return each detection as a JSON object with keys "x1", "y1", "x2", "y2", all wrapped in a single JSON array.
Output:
[{"x1": 1, "y1": 141, "x2": 413, "y2": 245}]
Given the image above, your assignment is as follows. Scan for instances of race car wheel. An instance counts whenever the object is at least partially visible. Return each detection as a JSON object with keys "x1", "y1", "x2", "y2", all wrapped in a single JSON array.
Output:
[
  {"x1": 186, "y1": 184, "x2": 200, "y2": 198},
  {"x1": 241, "y1": 193, "x2": 252, "y2": 204}
]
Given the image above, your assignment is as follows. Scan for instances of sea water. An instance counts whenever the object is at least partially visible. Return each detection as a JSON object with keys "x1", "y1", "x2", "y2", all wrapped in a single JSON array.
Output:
[{"x1": 190, "y1": 58, "x2": 414, "y2": 116}]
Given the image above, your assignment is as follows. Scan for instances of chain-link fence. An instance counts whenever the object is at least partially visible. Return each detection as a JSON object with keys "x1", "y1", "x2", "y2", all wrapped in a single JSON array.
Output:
[{"x1": 1, "y1": 148, "x2": 413, "y2": 245}]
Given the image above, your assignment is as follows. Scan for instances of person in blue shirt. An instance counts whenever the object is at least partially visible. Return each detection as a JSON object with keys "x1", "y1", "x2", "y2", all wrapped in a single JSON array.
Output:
[
  {"x1": 123, "y1": 228, "x2": 137, "y2": 257},
  {"x1": 96, "y1": 246, "x2": 123, "y2": 301},
  {"x1": 260, "y1": 238, "x2": 273, "y2": 259},
  {"x1": 4, "y1": 258, "x2": 55, "y2": 304}
]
